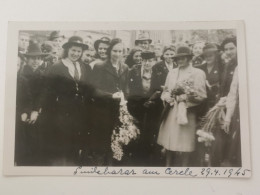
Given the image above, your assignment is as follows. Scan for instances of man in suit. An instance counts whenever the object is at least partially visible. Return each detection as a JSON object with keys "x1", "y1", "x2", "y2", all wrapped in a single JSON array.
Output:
[{"x1": 20, "y1": 42, "x2": 48, "y2": 165}]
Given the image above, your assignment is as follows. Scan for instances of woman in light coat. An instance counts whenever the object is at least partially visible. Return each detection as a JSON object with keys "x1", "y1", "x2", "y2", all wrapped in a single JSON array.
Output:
[{"x1": 157, "y1": 46, "x2": 207, "y2": 167}]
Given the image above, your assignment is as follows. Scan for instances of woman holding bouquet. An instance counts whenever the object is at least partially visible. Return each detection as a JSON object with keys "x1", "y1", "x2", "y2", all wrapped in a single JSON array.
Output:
[
  {"x1": 157, "y1": 46, "x2": 207, "y2": 167},
  {"x1": 92, "y1": 38, "x2": 128, "y2": 165}
]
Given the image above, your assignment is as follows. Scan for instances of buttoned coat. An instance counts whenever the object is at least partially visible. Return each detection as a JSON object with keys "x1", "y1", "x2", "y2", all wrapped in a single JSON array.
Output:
[
  {"x1": 42, "y1": 60, "x2": 94, "y2": 163},
  {"x1": 91, "y1": 60, "x2": 129, "y2": 153}
]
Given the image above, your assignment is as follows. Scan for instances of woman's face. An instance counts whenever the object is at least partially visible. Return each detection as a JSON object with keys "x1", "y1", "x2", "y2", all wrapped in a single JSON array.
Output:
[
  {"x1": 133, "y1": 51, "x2": 142, "y2": 64},
  {"x1": 68, "y1": 46, "x2": 83, "y2": 62},
  {"x1": 204, "y1": 52, "x2": 216, "y2": 65},
  {"x1": 110, "y1": 43, "x2": 123, "y2": 62},
  {"x1": 176, "y1": 56, "x2": 189, "y2": 68},
  {"x1": 224, "y1": 42, "x2": 237, "y2": 61},
  {"x1": 192, "y1": 42, "x2": 204, "y2": 57},
  {"x1": 142, "y1": 58, "x2": 155, "y2": 70},
  {"x1": 154, "y1": 45, "x2": 162, "y2": 57},
  {"x1": 27, "y1": 56, "x2": 42, "y2": 71},
  {"x1": 98, "y1": 43, "x2": 109, "y2": 59},
  {"x1": 163, "y1": 49, "x2": 175, "y2": 64},
  {"x1": 52, "y1": 37, "x2": 63, "y2": 48}
]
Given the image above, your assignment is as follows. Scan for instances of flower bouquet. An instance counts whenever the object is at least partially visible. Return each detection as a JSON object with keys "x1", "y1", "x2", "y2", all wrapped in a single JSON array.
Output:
[
  {"x1": 172, "y1": 79, "x2": 197, "y2": 125},
  {"x1": 111, "y1": 92, "x2": 140, "y2": 161},
  {"x1": 196, "y1": 97, "x2": 227, "y2": 165}
]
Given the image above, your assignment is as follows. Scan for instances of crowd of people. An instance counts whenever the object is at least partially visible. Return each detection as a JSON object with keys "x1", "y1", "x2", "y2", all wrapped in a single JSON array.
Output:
[{"x1": 15, "y1": 30, "x2": 241, "y2": 167}]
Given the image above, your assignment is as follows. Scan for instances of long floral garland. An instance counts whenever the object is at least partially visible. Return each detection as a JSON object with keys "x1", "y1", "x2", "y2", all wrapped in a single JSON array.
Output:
[{"x1": 111, "y1": 92, "x2": 140, "y2": 161}]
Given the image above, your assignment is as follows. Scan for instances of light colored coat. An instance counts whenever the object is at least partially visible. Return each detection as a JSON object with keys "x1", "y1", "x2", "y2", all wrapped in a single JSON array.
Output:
[{"x1": 157, "y1": 65, "x2": 207, "y2": 152}]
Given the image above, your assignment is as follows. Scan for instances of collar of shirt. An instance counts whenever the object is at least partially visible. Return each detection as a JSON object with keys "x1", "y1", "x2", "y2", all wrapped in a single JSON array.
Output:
[
  {"x1": 62, "y1": 58, "x2": 81, "y2": 79},
  {"x1": 141, "y1": 65, "x2": 152, "y2": 77},
  {"x1": 165, "y1": 61, "x2": 173, "y2": 71}
]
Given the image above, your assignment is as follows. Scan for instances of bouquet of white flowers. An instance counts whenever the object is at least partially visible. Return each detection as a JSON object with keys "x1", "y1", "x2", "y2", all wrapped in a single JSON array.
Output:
[
  {"x1": 196, "y1": 97, "x2": 226, "y2": 146},
  {"x1": 111, "y1": 92, "x2": 140, "y2": 161}
]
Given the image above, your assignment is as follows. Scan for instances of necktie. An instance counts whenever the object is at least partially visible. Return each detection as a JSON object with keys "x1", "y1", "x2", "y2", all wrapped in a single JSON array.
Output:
[{"x1": 73, "y1": 62, "x2": 80, "y2": 81}]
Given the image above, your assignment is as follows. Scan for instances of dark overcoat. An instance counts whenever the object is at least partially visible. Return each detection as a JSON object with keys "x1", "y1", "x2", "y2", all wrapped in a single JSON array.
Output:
[
  {"x1": 91, "y1": 60, "x2": 129, "y2": 153},
  {"x1": 42, "y1": 60, "x2": 94, "y2": 164}
]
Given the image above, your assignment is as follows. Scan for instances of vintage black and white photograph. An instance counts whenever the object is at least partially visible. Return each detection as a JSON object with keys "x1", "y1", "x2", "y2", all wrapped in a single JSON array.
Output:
[{"x1": 3, "y1": 22, "x2": 251, "y2": 177}]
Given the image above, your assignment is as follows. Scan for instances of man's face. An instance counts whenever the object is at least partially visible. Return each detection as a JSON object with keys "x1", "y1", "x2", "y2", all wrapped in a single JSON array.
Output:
[
  {"x1": 19, "y1": 34, "x2": 30, "y2": 51},
  {"x1": 27, "y1": 56, "x2": 43, "y2": 71},
  {"x1": 224, "y1": 42, "x2": 237, "y2": 61},
  {"x1": 138, "y1": 40, "x2": 150, "y2": 50},
  {"x1": 81, "y1": 49, "x2": 95, "y2": 64},
  {"x1": 142, "y1": 58, "x2": 155, "y2": 69}
]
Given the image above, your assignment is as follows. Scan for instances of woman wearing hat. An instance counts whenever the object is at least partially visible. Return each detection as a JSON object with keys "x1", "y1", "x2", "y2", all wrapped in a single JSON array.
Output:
[
  {"x1": 157, "y1": 46, "x2": 207, "y2": 167},
  {"x1": 92, "y1": 38, "x2": 128, "y2": 165},
  {"x1": 42, "y1": 36, "x2": 94, "y2": 165},
  {"x1": 89, "y1": 37, "x2": 111, "y2": 69},
  {"x1": 198, "y1": 43, "x2": 223, "y2": 111},
  {"x1": 127, "y1": 50, "x2": 160, "y2": 165}
]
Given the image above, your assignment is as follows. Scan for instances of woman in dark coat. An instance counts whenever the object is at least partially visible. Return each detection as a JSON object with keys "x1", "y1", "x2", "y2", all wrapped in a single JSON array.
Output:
[
  {"x1": 196, "y1": 43, "x2": 223, "y2": 166},
  {"x1": 92, "y1": 38, "x2": 128, "y2": 165},
  {"x1": 197, "y1": 43, "x2": 223, "y2": 113},
  {"x1": 127, "y1": 51, "x2": 157, "y2": 165},
  {"x1": 43, "y1": 36, "x2": 93, "y2": 166}
]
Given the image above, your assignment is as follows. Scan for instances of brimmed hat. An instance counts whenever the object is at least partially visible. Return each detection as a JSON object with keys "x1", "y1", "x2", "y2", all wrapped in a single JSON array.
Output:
[
  {"x1": 24, "y1": 42, "x2": 49, "y2": 57},
  {"x1": 141, "y1": 50, "x2": 155, "y2": 59},
  {"x1": 94, "y1": 37, "x2": 111, "y2": 51},
  {"x1": 62, "y1": 36, "x2": 89, "y2": 50},
  {"x1": 172, "y1": 46, "x2": 193, "y2": 59},
  {"x1": 49, "y1": 31, "x2": 65, "y2": 41},
  {"x1": 135, "y1": 33, "x2": 152, "y2": 45},
  {"x1": 203, "y1": 43, "x2": 219, "y2": 55}
]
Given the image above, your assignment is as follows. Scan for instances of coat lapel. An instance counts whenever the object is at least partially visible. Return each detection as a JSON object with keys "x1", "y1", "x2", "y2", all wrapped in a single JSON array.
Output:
[
  {"x1": 60, "y1": 62, "x2": 75, "y2": 80},
  {"x1": 104, "y1": 61, "x2": 118, "y2": 78}
]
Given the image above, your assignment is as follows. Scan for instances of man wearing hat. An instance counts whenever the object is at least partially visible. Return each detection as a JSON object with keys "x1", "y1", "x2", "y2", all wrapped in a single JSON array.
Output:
[
  {"x1": 49, "y1": 31, "x2": 65, "y2": 58},
  {"x1": 19, "y1": 41, "x2": 49, "y2": 165},
  {"x1": 89, "y1": 37, "x2": 111, "y2": 69},
  {"x1": 39, "y1": 41, "x2": 59, "y2": 73},
  {"x1": 135, "y1": 32, "x2": 152, "y2": 50}
]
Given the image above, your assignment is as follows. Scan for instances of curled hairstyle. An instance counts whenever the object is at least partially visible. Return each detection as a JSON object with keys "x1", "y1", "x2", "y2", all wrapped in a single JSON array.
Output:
[
  {"x1": 221, "y1": 36, "x2": 237, "y2": 51},
  {"x1": 125, "y1": 47, "x2": 142, "y2": 68},
  {"x1": 161, "y1": 46, "x2": 176, "y2": 61},
  {"x1": 106, "y1": 38, "x2": 123, "y2": 60}
]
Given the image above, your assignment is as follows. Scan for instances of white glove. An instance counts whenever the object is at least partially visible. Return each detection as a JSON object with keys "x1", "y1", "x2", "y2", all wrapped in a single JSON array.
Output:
[
  {"x1": 21, "y1": 113, "x2": 28, "y2": 122},
  {"x1": 29, "y1": 111, "x2": 39, "y2": 124}
]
